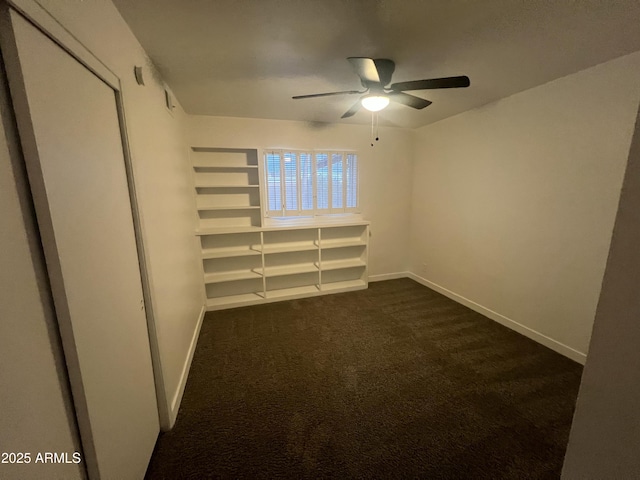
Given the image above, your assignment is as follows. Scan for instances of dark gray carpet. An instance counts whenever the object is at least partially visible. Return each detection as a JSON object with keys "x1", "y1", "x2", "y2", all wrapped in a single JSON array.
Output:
[{"x1": 145, "y1": 278, "x2": 583, "y2": 479}]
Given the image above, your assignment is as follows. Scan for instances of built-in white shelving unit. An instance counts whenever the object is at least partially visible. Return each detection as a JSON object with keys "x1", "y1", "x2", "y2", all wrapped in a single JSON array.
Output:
[
  {"x1": 191, "y1": 147, "x2": 369, "y2": 311},
  {"x1": 198, "y1": 222, "x2": 369, "y2": 310}
]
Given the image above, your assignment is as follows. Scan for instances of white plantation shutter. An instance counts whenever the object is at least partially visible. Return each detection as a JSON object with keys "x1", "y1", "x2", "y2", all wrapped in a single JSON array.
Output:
[
  {"x1": 331, "y1": 152, "x2": 344, "y2": 212},
  {"x1": 266, "y1": 151, "x2": 282, "y2": 214},
  {"x1": 283, "y1": 151, "x2": 299, "y2": 215},
  {"x1": 345, "y1": 153, "x2": 358, "y2": 211},
  {"x1": 315, "y1": 152, "x2": 330, "y2": 214},
  {"x1": 264, "y1": 150, "x2": 358, "y2": 217},
  {"x1": 300, "y1": 152, "x2": 314, "y2": 212}
]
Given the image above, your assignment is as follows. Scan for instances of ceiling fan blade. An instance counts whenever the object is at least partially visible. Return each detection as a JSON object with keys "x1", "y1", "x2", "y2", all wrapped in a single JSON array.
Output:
[
  {"x1": 348, "y1": 57, "x2": 380, "y2": 84},
  {"x1": 373, "y1": 59, "x2": 395, "y2": 86},
  {"x1": 348, "y1": 57, "x2": 397, "y2": 87},
  {"x1": 390, "y1": 76, "x2": 470, "y2": 91},
  {"x1": 388, "y1": 92, "x2": 432, "y2": 109},
  {"x1": 292, "y1": 90, "x2": 363, "y2": 99},
  {"x1": 341, "y1": 100, "x2": 362, "y2": 118}
]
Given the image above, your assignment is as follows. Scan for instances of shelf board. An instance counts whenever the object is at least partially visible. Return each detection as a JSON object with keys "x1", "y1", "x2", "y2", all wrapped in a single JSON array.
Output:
[
  {"x1": 206, "y1": 292, "x2": 264, "y2": 309},
  {"x1": 196, "y1": 226, "x2": 262, "y2": 235},
  {"x1": 321, "y1": 279, "x2": 367, "y2": 292},
  {"x1": 262, "y1": 244, "x2": 319, "y2": 255},
  {"x1": 265, "y1": 285, "x2": 320, "y2": 299},
  {"x1": 201, "y1": 248, "x2": 261, "y2": 259},
  {"x1": 321, "y1": 259, "x2": 366, "y2": 271},
  {"x1": 321, "y1": 240, "x2": 367, "y2": 250},
  {"x1": 263, "y1": 263, "x2": 319, "y2": 278},
  {"x1": 204, "y1": 269, "x2": 263, "y2": 284},
  {"x1": 197, "y1": 205, "x2": 261, "y2": 212},
  {"x1": 195, "y1": 184, "x2": 260, "y2": 189},
  {"x1": 193, "y1": 163, "x2": 258, "y2": 169}
]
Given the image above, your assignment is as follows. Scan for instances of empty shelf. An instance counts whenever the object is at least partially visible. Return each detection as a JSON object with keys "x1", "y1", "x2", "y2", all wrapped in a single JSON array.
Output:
[
  {"x1": 321, "y1": 259, "x2": 366, "y2": 271},
  {"x1": 265, "y1": 285, "x2": 320, "y2": 299},
  {"x1": 206, "y1": 292, "x2": 265, "y2": 309},
  {"x1": 201, "y1": 247, "x2": 262, "y2": 259},
  {"x1": 262, "y1": 244, "x2": 319, "y2": 255},
  {"x1": 321, "y1": 279, "x2": 367, "y2": 292},
  {"x1": 195, "y1": 184, "x2": 260, "y2": 189},
  {"x1": 204, "y1": 269, "x2": 263, "y2": 284},
  {"x1": 263, "y1": 264, "x2": 319, "y2": 277},
  {"x1": 321, "y1": 240, "x2": 367, "y2": 249},
  {"x1": 197, "y1": 205, "x2": 261, "y2": 211},
  {"x1": 193, "y1": 163, "x2": 258, "y2": 169},
  {"x1": 196, "y1": 226, "x2": 262, "y2": 235}
]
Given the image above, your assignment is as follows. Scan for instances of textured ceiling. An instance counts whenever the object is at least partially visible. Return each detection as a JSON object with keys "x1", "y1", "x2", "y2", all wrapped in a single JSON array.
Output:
[{"x1": 113, "y1": 0, "x2": 640, "y2": 129}]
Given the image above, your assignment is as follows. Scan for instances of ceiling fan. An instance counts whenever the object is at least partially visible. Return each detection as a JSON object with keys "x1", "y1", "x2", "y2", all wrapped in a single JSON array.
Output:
[{"x1": 292, "y1": 57, "x2": 470, "y2": 118}]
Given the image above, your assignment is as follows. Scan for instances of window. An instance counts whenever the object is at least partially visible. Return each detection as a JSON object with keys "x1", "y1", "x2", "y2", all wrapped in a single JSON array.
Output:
[{"x1": 264, "y1": 150, "x2": 359, "y2": 217}]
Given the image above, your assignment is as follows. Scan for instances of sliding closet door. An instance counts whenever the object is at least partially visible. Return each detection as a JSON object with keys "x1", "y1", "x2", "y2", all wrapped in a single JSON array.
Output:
[{"x1": 3, "y1": 9, "x2": 159, "y2": 479}]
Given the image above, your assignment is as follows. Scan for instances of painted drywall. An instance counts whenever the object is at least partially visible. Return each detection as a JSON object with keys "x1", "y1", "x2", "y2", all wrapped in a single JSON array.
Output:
[
  {"x1": 0, "y1": 57, "x2": 83, "y2": 479},
  {"x1": 30, "y1": 0, "x2": 204, "y2": 427},
  {"x1": 187, "y1": 115, "x2": 414, "y2": 277},
  {"x1": 561, "y1": 85, "x2": 640, "y2": 479},
  {"x1": 408, "y1": 51, "x2": 640, "y2": 360}
]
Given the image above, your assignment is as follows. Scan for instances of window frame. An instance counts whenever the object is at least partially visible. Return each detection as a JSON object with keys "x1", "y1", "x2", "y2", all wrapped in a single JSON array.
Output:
[{"x1": 263, "y1": 149, "x2": 359, "y2": 219}]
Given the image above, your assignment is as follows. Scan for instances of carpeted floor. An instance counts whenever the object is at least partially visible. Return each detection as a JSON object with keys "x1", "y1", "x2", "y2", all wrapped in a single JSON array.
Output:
[{"x1": 145, "y1": 278, "x2": 583, "y2": 479}]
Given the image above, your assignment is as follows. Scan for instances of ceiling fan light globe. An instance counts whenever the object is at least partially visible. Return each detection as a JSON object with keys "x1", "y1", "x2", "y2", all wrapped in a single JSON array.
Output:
[{"x1": 361, "y1": 95, "x2": 390, "y2": 112}]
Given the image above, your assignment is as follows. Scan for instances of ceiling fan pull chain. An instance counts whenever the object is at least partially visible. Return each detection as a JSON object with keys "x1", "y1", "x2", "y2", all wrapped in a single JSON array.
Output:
[
  {"x1": 371, "y1": 113, "x2": 374, "y2": 147},
  {"x1": 376, "y1": 113, "x2": 380, "y2": 142}
]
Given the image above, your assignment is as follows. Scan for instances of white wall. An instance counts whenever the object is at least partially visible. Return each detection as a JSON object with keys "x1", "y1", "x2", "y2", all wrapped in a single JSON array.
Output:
[
  {"x1": 22, "y1": 0, "x2": 204, "y2": 427},
  {"x1": 187, "y1": 115, "x2": 414, "y2": 277},
  {"x1": 408, "y1": 51, "x2": 640, "y2": 362},
  {"x1": 0, "y1": 57, "x2": 83, "y2": 479},
  {"x1": 562, "y1": 88, "x2": 640, "y2": 479}
]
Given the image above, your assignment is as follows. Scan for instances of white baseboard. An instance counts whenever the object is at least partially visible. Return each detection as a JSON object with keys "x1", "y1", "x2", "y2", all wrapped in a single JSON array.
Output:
[
  {"x1": 406, "y1": 272, "x2": 587, "y2": 365},
  {"x1": 167, "y1": 304, "x2": 205, "y2": 430},
  {"x1": 369, "y1": 271, "x2": 410, "y2": 282}
]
